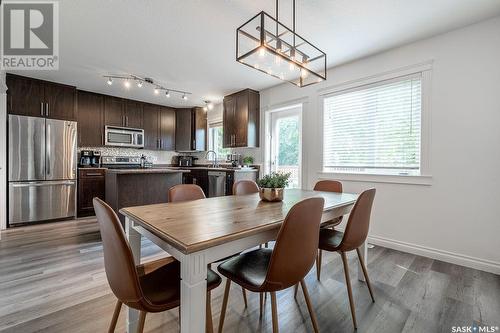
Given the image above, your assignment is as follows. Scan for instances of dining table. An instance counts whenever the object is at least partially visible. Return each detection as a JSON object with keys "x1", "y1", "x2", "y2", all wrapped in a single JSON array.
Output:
[{"x1": 120, "y1": 188, "x2": 362, "y2": 333}]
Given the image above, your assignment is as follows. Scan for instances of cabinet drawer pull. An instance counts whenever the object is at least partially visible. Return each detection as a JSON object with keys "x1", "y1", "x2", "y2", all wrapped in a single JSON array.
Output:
[{"x1": 84, "y1": 173, "x2": 103, "y2": 177}]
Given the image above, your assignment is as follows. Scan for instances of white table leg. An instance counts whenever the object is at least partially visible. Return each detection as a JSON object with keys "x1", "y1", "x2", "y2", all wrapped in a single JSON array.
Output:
[
  {"x1": 180, "y1": 252, "x2": 208, "y2": 333},
  {"x1": 125, "y1": 217, "x2": 141, "y2": 333},
  {"x1": 357, "y1": 240, "x2": 368, "y2": 281}
]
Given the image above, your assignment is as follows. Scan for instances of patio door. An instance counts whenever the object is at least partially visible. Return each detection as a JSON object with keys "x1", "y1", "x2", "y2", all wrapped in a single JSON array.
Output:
[{"x1": 269, "y1": 105, "x2": 302, "y2": 188}]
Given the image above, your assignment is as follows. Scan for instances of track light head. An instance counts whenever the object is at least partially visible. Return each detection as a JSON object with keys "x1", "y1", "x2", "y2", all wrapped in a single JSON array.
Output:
[
  {"x1": 165, "y1": 91, "x2": 170, "y2": 98},
  {"x1": 107, "y1": 78, "x2": 113, "y2": 85},
  {"x1": 182, "y1": 94, "x2": 188, "y2": 100}
]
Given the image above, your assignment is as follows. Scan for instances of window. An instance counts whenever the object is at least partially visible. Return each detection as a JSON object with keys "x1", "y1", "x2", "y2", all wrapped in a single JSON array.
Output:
[
  {"x1": 323, "y1": 74, "x2": 422, "y2": 175},
  {"x1": 208, "y1": 122, "x2": 230, "y2": 160}
]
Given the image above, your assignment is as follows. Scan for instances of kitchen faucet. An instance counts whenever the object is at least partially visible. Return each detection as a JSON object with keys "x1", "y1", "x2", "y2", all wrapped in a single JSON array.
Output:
[{"x1": 205, "y1": 150, "x2": 218, "y2": 168}]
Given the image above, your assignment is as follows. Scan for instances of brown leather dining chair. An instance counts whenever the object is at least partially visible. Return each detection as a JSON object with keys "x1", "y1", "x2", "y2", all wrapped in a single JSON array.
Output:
[
  {"x1": 314, "y1": 180, "x2": 344, "y2": 280},
  {"x1": 232, "y1": 180, "x2": 259, "y2": 195},
  {"x1": 217, "y1": 197, "x2": 325, "y2": 333},
  {"x1": 168, "y1": 184, "x2": 250, "y2": 308},
  {"x1": 93, "y1": 197, "x2": 222, "y2": 333},
  {"x1": 318, "y1": 188, "x2": 376, "y2": 329}
]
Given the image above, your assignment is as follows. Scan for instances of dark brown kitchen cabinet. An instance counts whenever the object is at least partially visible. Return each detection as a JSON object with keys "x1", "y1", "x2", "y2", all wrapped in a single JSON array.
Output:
[
  {"x1": 6, "y1": 74, "x2": 76, "y2": 121},
  {"x1": 77, "y1": 91, "x2": 104, "y2": 147},
  {"x1": 44, "y1": 82, "x2": 77, "y2": 120},
  {"x1": 223, "y1": 88, "x2": 260, "y2": 148},
  {"x1": 124, "y1": 100, "x2": 143, "y2": 128},
  {"x1": 142, "y1": 103, "x2": 160, "y2": 150},
  {"x1": 159, "y1": 107, "x2": 176, "y2": 150},
  {"x1": 175, "y1": 107, "x2": 207, "y2": 151},
  {"x1": 78, "y1": 168, "x2": 106, "y2": 217},
  {"x1": 143, "y1": 104, "x2": 176, "y2": 151},
  {"x1": 175, "y1": 108, "x2": 193, "y2": 151},
  {"x1": 182, "y1": 169, "x2": 208, "y2": 196},
  {"x1": 104, "y1": 96, "x2": 125, "y2": 127}
]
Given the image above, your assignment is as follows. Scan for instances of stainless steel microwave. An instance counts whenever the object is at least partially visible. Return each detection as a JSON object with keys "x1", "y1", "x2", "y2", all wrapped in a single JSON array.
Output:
[{"x1": 104, "y1": 126, "x2": 144, "y2": 148}]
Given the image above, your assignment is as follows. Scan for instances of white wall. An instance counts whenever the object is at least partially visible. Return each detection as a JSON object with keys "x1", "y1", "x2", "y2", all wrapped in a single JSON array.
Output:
[
  {"x1": 259, "y1": 16, "x2": 500, "y2": 273},
  {"x1": 0, "y1": 71, "x2": 7, "y2": 230}
]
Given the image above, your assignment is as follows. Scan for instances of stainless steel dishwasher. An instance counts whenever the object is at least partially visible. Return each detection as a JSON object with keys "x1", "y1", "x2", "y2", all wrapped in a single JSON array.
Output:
[{"x1": 208, "y1": 171, "x2": 226, "y2": 197}]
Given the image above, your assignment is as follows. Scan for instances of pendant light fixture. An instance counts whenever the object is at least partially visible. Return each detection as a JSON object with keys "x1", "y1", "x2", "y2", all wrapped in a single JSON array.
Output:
[{"x1": 236, "y1": 0, "x2": 326, "y2": 87}]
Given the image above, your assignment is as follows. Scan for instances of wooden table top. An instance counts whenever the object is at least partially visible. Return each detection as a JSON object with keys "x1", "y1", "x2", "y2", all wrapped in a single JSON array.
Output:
[{"x1": 120, "y1": 189, "x2": 358, "y2": 254}]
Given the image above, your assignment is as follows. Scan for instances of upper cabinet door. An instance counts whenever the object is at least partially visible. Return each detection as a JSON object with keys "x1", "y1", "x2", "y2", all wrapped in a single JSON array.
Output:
[
  {"x1": 104, "y1": 96, "x2": 125, "y2": 127},
  {"x1": 175, "y1": 108, "x2": 192, "y2": 151},
  {"x1": 142, "y1": 103, "x2": 160, "y2": 150},
  {"x1": 6, "y1": 74, "x2": 45, "y2": 118},
  {"x1": 222, "y1": 89, "x2": 260, "y2": 148},
  {"x1": 193, "y1": 107, "x2": 207, "y2": 151},
  {"x1": 234, "y1": 94, "x2": 249, "y2": 147},
  {"x1": 124, "y1": 100, "x2": 143, "y2": 128},
  {"x1": 77, "y1": 91, "x2": 104, "y2": 147},
  {"x1": 222, "y1": 96, "x2": 235, "y2": 148},
  {"x1": 44, "y1": 83, "x2": 77, "y2": 121},
  {"x1": 159, "y1": 107, "x2": 176, "y2": 151}
]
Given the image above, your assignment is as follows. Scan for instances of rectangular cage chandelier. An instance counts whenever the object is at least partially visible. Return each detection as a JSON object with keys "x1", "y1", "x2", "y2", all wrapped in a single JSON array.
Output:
[{"x1": 236, "y1": 2, "x2": 327, "y2": 87}]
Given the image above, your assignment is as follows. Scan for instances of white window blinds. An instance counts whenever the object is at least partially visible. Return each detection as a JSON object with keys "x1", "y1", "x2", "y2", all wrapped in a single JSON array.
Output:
[{"x1": 323, "y1": 74, "x2": 422, "y2": 175}]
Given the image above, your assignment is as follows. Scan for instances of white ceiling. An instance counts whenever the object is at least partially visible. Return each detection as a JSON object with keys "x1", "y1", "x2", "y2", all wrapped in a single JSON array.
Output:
[{"x1": 10, "y1": 0, "x2": 500, "y2": 107}]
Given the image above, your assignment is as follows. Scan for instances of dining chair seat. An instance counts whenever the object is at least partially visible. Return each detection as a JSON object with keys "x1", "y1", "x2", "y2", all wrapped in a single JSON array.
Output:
[
  {"x1": 217, "y1": 248, "x2": 272, "y2": 292},
  {"x1": 318, "y1": 229, "x2": 344, "y2": 252},
  {"x1": 139, "y1": 260, "x2": 221, "y2": 311}
]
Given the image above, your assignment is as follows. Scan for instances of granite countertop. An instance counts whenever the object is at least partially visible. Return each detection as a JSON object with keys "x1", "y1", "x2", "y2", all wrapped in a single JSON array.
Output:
[
  {"x1": 163, "y1": 165, "x2": 259, "y2": 173},
  {"x1": 105, "y1": 168, "x2": 190, "y2": 175}
]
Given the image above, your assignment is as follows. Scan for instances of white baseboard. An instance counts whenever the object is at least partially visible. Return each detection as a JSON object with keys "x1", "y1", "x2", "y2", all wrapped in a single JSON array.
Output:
[{"x1": 367, "y1": 234, "x2": 500, "y2": 275}]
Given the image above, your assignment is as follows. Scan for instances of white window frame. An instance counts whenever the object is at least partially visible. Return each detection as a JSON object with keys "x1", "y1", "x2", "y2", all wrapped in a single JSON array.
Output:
[
  {"x1": 207, "y1": 121, "x2": 227, "y2": 161},
  {"x1": 318, "y1": 61, "x2": 433, "y2": 185}
]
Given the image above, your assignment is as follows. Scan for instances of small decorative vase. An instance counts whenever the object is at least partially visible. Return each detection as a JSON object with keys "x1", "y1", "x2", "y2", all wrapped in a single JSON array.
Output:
[{"x1": 259, "y1": 188, "x2": 284, "y2": 202}]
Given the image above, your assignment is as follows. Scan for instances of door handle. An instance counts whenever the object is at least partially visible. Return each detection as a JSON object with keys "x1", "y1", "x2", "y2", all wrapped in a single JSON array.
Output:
[
  {"x1": 40, "y1": 102, "x2": 44, "y2": 116},
  {"x1": 126, "y1": 116, "x2": 129, "y2": 127},
  {"x1": 46, "y1": 123, "x2": 51, "y2": 176},
  {"x1": 46, "y1": 103, "x2": 49, "y2": 117}
]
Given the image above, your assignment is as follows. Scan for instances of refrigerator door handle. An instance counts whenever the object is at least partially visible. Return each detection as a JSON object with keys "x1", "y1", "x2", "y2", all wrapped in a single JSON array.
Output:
[
  {"x1": 40, "y1": 102, "x2": 44, "y2": 116},
  {"x1": 10, "y1": 180, "x2": 76, "y2": 187},
  {"x1": 46, "y1": 122, "x2": 51, "y2": 177}
]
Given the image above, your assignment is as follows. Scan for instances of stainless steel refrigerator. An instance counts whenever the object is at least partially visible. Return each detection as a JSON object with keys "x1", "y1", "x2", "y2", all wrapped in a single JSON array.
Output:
[{"x1": 8, "y1": 115, "x2": 77, "y2": 225}]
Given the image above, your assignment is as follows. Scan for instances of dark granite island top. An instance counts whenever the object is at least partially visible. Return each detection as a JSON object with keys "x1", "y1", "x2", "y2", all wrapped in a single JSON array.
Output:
[{"x1": 105, "y1": 168, "x2": 188, "y2": 223}]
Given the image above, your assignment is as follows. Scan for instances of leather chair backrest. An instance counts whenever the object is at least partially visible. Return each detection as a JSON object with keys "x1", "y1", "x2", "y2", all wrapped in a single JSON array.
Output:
[
  {"x1": 93, "y1": 198, "x2": 143, "y2": 304},
  {"x1": 340, "y1": 188, "x2": 376, "y2": 251},
  {"x1": 168, "y1": 184, "x2": 206, "y2": 202},
  {"x1": 264, "y1": 197, "x2": 325, "y2": 290},
  {"x1": 233, "y1": 180, "x2": 259, "y2": 195},
  {"x1": 314, "y1": 180, "x2": 342, "y2": 193}
]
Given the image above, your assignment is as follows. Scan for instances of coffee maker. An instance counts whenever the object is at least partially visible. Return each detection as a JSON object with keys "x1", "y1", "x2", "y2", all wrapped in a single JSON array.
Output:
[
  {"x1": 79, "y1": 150, "x2": 101, "y2": 167},
  {"x1": 79, "y1": 150, "x2": 92, "y2": 167}
]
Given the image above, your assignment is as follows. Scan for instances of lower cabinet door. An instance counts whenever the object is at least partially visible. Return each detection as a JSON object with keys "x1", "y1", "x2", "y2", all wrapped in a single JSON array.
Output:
[{"x1": 78, "y1": 173, "x2": 105, "y2": 217}]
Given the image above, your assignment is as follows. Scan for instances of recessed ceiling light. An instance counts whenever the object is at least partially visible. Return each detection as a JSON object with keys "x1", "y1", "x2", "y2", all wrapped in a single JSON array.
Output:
[
  {"x1": 154, "y1": 88, "x2": 160, "y2": 95},
  {"x1": 124, "y1": 80, "x2": 131, "y2": 88}
]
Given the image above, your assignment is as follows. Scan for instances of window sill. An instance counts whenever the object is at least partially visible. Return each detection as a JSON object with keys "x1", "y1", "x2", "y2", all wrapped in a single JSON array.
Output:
[{"x1": 317, "y1": 172, "x2": 433, "y2": 186}]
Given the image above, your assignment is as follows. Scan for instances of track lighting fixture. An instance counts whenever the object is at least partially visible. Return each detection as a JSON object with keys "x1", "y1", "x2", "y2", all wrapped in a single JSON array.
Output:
[{"x1": 102, "y1": 74, "x2": 192, "y2": 100}]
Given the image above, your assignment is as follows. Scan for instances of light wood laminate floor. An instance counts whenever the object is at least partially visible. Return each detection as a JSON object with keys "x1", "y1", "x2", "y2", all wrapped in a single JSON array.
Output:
[{"x1": 0, "y1": 219, "x2": 499, "y2": 332}]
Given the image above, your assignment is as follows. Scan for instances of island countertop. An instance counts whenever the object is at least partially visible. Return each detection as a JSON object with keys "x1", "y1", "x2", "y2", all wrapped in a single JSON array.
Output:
[{"x1": 105, "y1": 168, "x2": 190, "y2": 175}]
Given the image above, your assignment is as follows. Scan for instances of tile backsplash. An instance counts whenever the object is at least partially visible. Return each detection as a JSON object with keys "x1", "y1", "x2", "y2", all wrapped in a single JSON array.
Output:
[
  {"x1": 78, "y1": 146, "x2": 262, "y2": 165},
  {"x1": 78, "y1": 147, "x2": 178, "y2": 164}
]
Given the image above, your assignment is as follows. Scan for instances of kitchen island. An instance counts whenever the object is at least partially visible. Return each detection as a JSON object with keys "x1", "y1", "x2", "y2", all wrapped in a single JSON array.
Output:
[{"x1": 105, "y1": 168, "x2": 188, "y2": 223}]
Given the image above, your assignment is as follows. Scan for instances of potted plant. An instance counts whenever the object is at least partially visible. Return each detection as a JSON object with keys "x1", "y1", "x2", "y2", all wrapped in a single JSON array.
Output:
[
  {"x1": 242, "y1": 156, "x2": 254, "y2": 167},
  {"x1": 257, "y1": 172, "x2": 291, "y2": 202}
]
